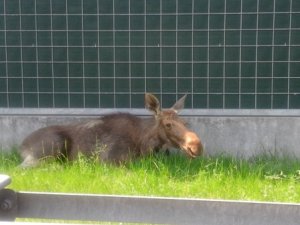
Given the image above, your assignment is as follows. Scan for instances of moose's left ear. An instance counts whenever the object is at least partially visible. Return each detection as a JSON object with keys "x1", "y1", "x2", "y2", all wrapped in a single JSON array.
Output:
[
  {"x1": 171, "y1": 94, "x2": 187, "y2": 113},
  {"x1": 145, "y1": 93, "x2": 161, "y2": 115}
]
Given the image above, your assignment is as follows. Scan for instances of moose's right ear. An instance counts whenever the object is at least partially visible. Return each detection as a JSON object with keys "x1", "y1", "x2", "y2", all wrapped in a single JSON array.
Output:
[{"x1": 145, "y1": 93, "x2": 160, "y2": 115}]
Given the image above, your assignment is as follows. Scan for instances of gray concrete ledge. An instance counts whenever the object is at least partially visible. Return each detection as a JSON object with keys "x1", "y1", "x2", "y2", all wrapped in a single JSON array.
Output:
[
  {"x1": 1, "y1": 108, "x2": 300, "y2": 117},
  {"x1": 1, "y1": 108, "x2": 300, "y2": 158}
]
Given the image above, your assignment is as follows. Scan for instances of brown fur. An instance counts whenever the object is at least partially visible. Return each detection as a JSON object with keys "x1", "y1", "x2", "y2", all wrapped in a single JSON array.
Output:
[{"x1": 20, "y1": 93, "x2": 203, "y2": 167}]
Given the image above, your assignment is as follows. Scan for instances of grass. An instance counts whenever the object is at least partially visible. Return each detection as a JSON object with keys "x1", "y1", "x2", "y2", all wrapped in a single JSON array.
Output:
[{"x1": 1, "y1": 150, "x2": 300, "y2": 203}]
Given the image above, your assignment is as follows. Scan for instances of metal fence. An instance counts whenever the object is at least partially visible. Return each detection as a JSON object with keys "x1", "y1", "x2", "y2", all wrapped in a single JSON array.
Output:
[
  {"x1": 0, "y1": 0, "x2": 300, "y2": 109},
  {"x1": 1, "y1": 175, "x2": 300, "y2": 224}
]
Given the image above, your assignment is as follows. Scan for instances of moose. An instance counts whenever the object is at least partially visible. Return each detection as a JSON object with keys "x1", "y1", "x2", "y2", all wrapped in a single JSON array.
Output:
[{"x1": 20, "y1": 93, "x2": 203, "y2": 167}]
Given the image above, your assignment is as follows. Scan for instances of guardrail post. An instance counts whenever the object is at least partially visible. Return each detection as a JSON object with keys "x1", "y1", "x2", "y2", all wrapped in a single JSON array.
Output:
[{"x1": 0, "y1": 175, "x2": 17, "y2": 221}]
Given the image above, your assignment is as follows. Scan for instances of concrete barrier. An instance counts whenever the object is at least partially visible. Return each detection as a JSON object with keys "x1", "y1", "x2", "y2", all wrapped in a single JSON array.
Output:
[{"x1": 1, "y1": 108, "x2": 300, "y2": 158}]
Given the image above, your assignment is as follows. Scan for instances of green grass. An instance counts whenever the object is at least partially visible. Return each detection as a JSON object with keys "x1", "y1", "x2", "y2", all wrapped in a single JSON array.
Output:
[{"x1": 1, "y1": 150, "x2": 300, "y2": 203}]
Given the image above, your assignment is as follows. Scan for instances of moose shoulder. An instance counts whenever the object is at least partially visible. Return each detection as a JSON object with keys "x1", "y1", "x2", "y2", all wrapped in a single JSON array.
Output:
[{"x1": 20, "y1": 93, "x2": 203, "y2": 167}]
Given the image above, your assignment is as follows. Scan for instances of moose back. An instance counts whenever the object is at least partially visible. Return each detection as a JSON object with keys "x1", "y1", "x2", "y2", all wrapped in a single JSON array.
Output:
[{"x1": 20, "y1": 93, "x2": 203, "y2": 167}]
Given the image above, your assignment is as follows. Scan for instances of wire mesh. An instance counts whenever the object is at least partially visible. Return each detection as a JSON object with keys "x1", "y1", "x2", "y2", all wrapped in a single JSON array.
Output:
[{"x1": 0, "y1": 0, "x2": 299, "y2": 109}]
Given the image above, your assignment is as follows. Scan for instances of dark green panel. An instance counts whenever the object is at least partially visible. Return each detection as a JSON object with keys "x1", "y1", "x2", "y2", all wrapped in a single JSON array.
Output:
[
  {"x1": 85, "y1": 76, "x2": 100, "y2": 92},
  {"x1": 36, "y1": 0, "x2": 50, "y2": 14},
  {"x1": 39, "y1": 94, "x2": 53, "y2": 107},
  {"x1": 146, "y1": 45, "x2": 160, "y2": 60},
  {"x1": 0, "y1": 78, "x2": 7, "y2": 92},
  {"x1": 178, "y1": 78, "x2": 192, "y2": 92},
  {"x1": 193, "y1": 94, "x2": 207, "y2": 108},
  {"x1": 23, "y1": 78, "x2": 37, "y2": 92},
  {"x1": 194, "y1": 63, "x2": 208, "y2": 78},
  {"x1": 115, "y1": 78, "x2": 130, "y2": 92},
  {"x1": 39, "y1": 78, "x2": 53, "y2": 92},
  {"x1": 146, "y1": 63, "x2": 160, "y2": 77},
  {"x1": 6, "y1": 15, "x2": 20, "y2": 30},
  {"x1": 273, "y1": 78, "x2": 288, "y2": 93},
  {"x1": 53, "y1": 31, "x2": 67, "y2": 46},
  {"x1": 131, "y1": 15, "x2": 144, "y2": 30},
  {"x1": 225, "y1": 94, "x2": 239, "y2": 109},
  {"x1": 100, "y1": 94, "x2": 114, "y2": 107},
  {"x1": 69, "y1": 78, "x2": 83, "y2": 92},
  {"x1": 225, "y1": 78, "x2": 239, "y2": 93},
  {"x1": 241, "y1": 94, "x2": 255, "y2": 108},
  {"x1": 193, "y1": 78, "x2": 207, "y2": 93},
  {"x1": 85, "y1": 94, "x2": 99, "y2": 108},
  {"x1": 7, "y1": 63, "x2": 21, "y2": 77},
  {"x1": 257, "y1": 94, "x2": 271, "y2": 109},
  {"x1": 53, "y1": 47, "x2": 67, "y2": 61},
  {"x1": 0, "y1": 47, "x2": 5, "y2": 61},
  {"x1": 289, "y1": 94, "x2": 300, "y2": 109},
  {"x1": 146, "y1": 0, "x2": 160, "y2": 13},
  {"x1": 115, "y1": 63, "x2": 129, "y2": 77},
  {"x1": 84, "y1": 47, "x2": 98, "y2": 61},
  {"x1": 209, "y1": 94, "x2": 223, "y2": 108},
  {"x1": 162, "y1": 63, "x2": 176, "y2": 77},
  {"x1": 210, "y1": 0, "x2": 225, "y2": 13},
  {"x1": 241, "y1": 78, "x2": 255, "y2": 93},
  {"x1": 84, "y1": 63, "x2": 99, "y2": 77},
  {"x1": 38, "y1": 63, "x2": 52, "y2": 77},
  {"x1": 69, "y1": 63, "x2": 83, "y2": 77},
  {"x1": 130, "y1": 0, "x2": 144, "y2": 14},
  {"x1": 162, "y1": 78, "x2": 176, "y2": 92},
  {"x1": 131, "y1": 94, "x2": 144, "y2": 108},
  {"x1": 273, "y1": 95, "x2": 288, "y2": 109},
  {"x1": 1, "y1": 0, "x2": 300, "y2": 109},
  {"x1": 68, "y1": 47, "x2": 82, "y2": 61},
  {"x1": 54, "y1": 78, "x2": 68, "y2": 92},
  {"x1": 100, "y1": 78, "x2": 114, "y2": 92},
  {"x1": 241, "y1": 47, "x2": 255, "y2": 61},
  {"x1": 146, "y1": 78, "x2": 161, "y2": 92},
  {"x1": 131, "y1": 78, "x2": 145, "y2": 92},
  {"x1": 131, "y1": 47, "x2": 145, "y2": 61},
  {"x1": 224, "y1": 47, "x2": 240, "y2": 62},
  {"x1": 209, "y1": 78, "x2": 223, "y2": 93},
  {"x1": 178, "y1": 63, "x2": 192, "y2": 77},
  {"x1": 115, "y1": 47, "x2": 129, "y2": 61},
  {"x1": 0, "y1": 63, "x2": 5, "y2": 77},
  {"x1": 53, "y1": 63, "x2": 68, "y2": 77},
  {"x1": 226, "y1": 14, "x2": 240, "y2": 29},
  {"x1": 9, "y1": 94, "x2": 23, "y2": 107},
  {"x1": 226, "y1": 0, "x2": 241, "y2": 13},
  {"x1": 0, "y1": 94, "x2": 8, "y2": 107},
  {"x1": 209, "y1": 63, "x2": 223, "y2": 77},
  {"x1": 257, "y1": 78, "x2": 271, "y2": 93},
  {"x1": 131, "y1": 63, "x2": 144, "y2": 77},
  {"x1": 115, "y1": 94, "x2": 130, "y2": 108},
  {"x1": 22, "y1": 31, "x2": 36, "y2": 46},
  {"x1": 54, "y1": 94, "x2": 69, "y2": 107},
  {"x1": 5, "y1": 0, "x2": 19, "y2": 14},
  {"x1": 70, "y1": 94, "x2": 84, "y2": 108},
  {"x1": 21, "y1": 15, "x2": 35, "y2": 30},
  {"x1": 83, "y1": 0, "x2": 97, "y2": 14},
  {"x1": 100, "y1": 63, "x2": 114, "y2": 77},
  {"x1": 23, "y1": 63, "x2": 37, "y2": 77}
]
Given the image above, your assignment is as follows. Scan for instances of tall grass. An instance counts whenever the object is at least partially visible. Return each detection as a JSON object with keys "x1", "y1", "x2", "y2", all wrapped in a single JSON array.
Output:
[{"x1": 1, "y1": 150, "x2": 300, "y2": 203}]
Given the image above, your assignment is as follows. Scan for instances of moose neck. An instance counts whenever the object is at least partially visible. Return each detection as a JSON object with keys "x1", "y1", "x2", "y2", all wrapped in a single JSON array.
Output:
[{"x1": 139, "y1": 117, "x2": 163, "y2": 156}]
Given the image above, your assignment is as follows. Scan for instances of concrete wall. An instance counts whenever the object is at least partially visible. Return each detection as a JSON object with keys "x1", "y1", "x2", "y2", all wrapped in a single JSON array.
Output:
[{"x1": 1, "y1": 108, "x2": 300, "y2": 158}]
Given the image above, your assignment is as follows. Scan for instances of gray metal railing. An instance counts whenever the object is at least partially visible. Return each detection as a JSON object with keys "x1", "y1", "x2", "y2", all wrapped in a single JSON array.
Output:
[{"x1": 1, "y1": 174, "x2": 300, "y2": 224}]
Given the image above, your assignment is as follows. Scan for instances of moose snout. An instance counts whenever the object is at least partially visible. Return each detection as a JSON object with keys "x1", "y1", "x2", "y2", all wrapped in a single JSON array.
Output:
[{"x1": 182, "y1": 132, "x2": 203, "y2": 158}]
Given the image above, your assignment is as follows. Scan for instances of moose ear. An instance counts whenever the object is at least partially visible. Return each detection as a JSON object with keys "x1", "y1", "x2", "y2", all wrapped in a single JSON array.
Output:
[
  {"x1": 145, "y1": 93, "x2": 161, "y2": 115},
  {"x1": 171, "y1": 94, "x2": 187, "y2": 113}
]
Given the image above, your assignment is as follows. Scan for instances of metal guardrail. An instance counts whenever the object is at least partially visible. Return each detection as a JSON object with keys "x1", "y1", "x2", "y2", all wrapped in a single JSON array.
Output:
[{"x1": 1, "y1": 174, "x2": 300, "y2": 224}]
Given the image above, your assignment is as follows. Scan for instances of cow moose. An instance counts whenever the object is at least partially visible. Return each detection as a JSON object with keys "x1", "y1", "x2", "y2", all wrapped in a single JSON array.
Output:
[{"x1": 20, "y1": 93, "x2": 203, "y2": 167}]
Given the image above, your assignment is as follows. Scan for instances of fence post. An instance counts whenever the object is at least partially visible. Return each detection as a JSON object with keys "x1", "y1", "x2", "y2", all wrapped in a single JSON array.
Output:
[{"x1": 0, "y1": 175, "x2": 17, "y2": 221}]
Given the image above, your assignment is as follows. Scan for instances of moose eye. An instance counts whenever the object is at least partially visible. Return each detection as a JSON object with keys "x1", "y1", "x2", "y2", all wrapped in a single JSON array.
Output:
[{"x1": 165, "y1": 122, "x2": 172, "y2": 129}]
